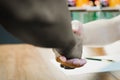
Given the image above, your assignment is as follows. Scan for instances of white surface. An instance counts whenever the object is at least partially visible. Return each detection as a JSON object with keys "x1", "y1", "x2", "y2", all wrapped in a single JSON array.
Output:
[{"x1": 51, "y1": 56, "x2": 120, "y2": 75}]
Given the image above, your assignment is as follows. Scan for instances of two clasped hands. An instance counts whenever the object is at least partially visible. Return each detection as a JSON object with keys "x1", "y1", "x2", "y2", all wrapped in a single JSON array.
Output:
[{"x1": 54, "y1": 20, "x2": 87, "y2": 69}]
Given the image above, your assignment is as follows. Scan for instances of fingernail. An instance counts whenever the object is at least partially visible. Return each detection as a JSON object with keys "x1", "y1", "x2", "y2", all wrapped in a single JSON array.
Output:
[
  {"x1": 59, "y1": 56, "x2": 66, "y2": 62},
  {"x1": 73, "y1": 59, "x2": 86, "y2": 65},
  {"x1": 73, "y1": 59, "x2": 80, "y2": 65},
  {"x1": 80, "y1": 59, "x2": 87, "y2": 65}
]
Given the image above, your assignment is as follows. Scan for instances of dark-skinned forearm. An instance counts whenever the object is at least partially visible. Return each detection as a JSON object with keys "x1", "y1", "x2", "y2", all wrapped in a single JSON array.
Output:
[{"x1": 0, "y1": 0, "x2": 77, "y2": 57}]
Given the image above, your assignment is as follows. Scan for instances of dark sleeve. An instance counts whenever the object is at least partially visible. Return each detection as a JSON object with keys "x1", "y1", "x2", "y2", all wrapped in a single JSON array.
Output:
[{"x1": 0, "y1": 0, "x2": 82, "y2": 59}]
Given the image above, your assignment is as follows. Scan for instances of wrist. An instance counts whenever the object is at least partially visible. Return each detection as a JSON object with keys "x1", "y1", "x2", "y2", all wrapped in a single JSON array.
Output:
[
  {"x1": 53, "y1": 34, "x2": 82, "y2": 59},
  {"x1": 53, "y1": 38, "x2": 76, "y2": 59}
]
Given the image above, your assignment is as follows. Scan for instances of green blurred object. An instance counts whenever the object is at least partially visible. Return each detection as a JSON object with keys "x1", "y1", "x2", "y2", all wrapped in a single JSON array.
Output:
[{"x1": 71, "y1": 11, "x2": 120, "y2": 23}]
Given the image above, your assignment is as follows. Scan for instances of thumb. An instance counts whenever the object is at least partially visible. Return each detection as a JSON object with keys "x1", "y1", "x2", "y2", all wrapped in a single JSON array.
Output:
[{"x1": 71, "y1": 20, "x2": 83, "y2": 35}]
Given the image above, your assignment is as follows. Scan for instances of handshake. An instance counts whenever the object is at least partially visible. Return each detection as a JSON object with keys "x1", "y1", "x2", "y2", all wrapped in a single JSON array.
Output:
[{"x1": 53, "y1": 20, "x2": 86, "y2": 69}]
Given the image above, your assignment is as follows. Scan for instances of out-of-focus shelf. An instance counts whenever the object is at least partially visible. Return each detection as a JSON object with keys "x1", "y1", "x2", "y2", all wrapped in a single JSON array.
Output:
[{"x1": 69, "y1": 7, "x2": 120, "y2": 12}]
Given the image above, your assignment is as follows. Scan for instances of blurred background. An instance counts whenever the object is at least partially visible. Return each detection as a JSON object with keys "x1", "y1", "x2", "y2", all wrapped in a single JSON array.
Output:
[{"x1": 68, "y1": 0, "x2": 120, "y2": 23}]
